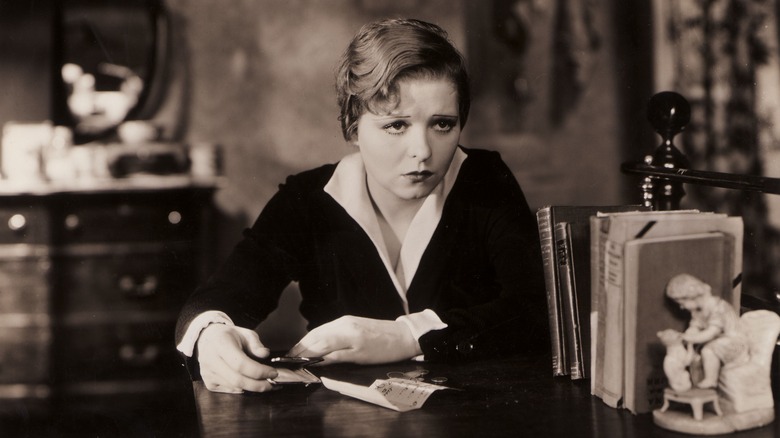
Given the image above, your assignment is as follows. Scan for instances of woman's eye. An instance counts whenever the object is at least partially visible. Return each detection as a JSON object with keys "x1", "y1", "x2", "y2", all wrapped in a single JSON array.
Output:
[
  {"x1": 433, "y1": 119, "x2": 457, "y2": 132},
  {"x1": 383, "y1": 121, "x2": 408, "y2": 134}
]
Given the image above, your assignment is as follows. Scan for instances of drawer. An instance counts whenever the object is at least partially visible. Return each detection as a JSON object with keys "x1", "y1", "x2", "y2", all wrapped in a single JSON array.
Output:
[
  {"x1": 55, "y1": 245, "x2": 196, "y2": 315},
  {"x1": 0, "y1": 256, "x2": 51, "y2": 314},
  {"x1": 0, "y1": 326, "x2": 51, "y2": 384},
  {"x1": 55, "y1": 321, "x2": 180, "y2": 383},
  {"x1": 52, "y1": 193, "x2": 202, "y2": 244},
  {"x1": 0, "y1": 204, "x2": 50, "y2": 244}
]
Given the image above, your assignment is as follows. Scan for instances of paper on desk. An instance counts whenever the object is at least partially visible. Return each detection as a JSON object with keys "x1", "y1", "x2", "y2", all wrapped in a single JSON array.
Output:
[{"x1": 320, "y1": 377, "x2": 450, "y2": 412}]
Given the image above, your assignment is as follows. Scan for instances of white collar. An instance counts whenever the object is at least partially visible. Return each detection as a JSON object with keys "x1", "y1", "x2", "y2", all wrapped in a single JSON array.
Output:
[{"x1": 324, "y1": 148, "x2": 467, "y2": 313}]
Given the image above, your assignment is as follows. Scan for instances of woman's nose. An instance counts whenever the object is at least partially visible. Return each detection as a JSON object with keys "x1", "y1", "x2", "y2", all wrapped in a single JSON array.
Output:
[{"x1": 406, "y1": 129, "x2": 432, "y2": 161}]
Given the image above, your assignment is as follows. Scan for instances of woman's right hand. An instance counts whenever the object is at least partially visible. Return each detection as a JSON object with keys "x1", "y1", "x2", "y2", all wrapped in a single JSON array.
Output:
[{"x1": 196, "y1": 323, "x2": 279, "y2": 393}]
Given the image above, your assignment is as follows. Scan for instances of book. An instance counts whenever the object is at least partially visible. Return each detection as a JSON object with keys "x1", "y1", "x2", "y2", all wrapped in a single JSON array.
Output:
[
  {"x1": 594, "y1": 210, "x2": 710, "y2": 403},
  {"x1": 536, "y1": 205, "x2": 648, "y2": 377},
  {"x1": 537, "y1": 207, "x2": 566, "y2": 376},
  {"x1": 591, "y1": 210, "x2": 705, "y2": 401},
  {"x1": 567, "y1": 209, "x2": 654, "y2": 384},
  {"x1": 564, "y1": 217, "x2": 612, "y2": 381},
  {"x1": 593, "y1": 211, "x2": 743, "y2": 409},
  {"x1": 554, "y1": 222, "x2": 581, "y2": 379},
  {"x1": 589, "y1": 216, "x2": 607, "y2": 396},
  {"x1": 622, "y1": 231, "x2": 738, "y2": 414}
]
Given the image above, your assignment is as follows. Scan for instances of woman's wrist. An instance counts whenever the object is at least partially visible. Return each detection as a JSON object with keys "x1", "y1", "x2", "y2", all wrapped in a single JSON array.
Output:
[
  {"x1": 177, "y1": 311, "x2": 234, "y2": 357},
  {"x1": 395, "y1": 320, "x2": 423, "y2": 357}
]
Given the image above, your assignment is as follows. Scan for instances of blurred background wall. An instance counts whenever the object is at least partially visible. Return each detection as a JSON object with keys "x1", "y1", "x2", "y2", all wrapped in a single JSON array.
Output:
[{"x1": 161, "y1": 0, "x2": 649, "y2": 250}]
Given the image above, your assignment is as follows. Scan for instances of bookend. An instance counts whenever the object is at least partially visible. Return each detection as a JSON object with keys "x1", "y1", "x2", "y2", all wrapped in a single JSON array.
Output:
[
  {"x1": 651, "y1": 274, "x2": 780, "y2": 434},
  {"x1": 622, "y1": 91, "x2": 780, "y2": 434}
]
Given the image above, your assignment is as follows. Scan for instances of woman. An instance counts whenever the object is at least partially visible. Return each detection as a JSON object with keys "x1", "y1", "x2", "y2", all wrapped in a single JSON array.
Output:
[{"x1": 175, "y1": 18, "x2": 547, "y2": 394}]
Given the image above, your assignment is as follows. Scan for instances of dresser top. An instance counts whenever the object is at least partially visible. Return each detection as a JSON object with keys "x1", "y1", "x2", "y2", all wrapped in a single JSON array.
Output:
[{"x1": 0, "y1": 175, "x2": 221, "y2": 196}]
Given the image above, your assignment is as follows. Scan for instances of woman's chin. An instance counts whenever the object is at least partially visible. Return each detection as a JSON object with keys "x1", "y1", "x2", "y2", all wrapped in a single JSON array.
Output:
[{"x1": 395, "y1": 186, "x2": 436, "y2": 201}]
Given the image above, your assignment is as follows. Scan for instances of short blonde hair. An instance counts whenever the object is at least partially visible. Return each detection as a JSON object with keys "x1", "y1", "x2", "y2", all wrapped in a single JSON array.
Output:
[
  {"x1": 335, "y1": 18, "x2": 470, "y2": 141},
  {"x1": 666, "y1": 273, "x2": 711, "y2": 299}
]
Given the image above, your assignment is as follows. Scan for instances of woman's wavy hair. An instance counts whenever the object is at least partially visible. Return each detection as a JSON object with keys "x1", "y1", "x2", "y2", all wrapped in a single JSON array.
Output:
[{"x1": 335, "y1": 18, "x2": 470, "y2": 141}]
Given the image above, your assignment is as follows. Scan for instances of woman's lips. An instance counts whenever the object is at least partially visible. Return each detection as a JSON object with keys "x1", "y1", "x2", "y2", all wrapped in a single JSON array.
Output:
[{"x1": 403, "y1": 170, "x2": 434, "y2": 182}]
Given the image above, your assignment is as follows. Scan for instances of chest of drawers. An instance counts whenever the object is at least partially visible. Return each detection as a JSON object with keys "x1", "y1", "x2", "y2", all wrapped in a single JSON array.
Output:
[{"x1": 0, "y1": 181, "x2": 215, "y2": 404}]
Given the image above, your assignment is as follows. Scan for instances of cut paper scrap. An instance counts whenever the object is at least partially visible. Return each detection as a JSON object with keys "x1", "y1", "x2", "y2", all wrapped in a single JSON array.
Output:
[{"x1": 321, "y1": 377, "x2": 451, "y2": 412}]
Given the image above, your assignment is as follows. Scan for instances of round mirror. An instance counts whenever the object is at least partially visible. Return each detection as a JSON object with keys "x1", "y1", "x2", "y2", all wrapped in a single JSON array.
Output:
[{"x1": 55, "y1": 0, "x2": 168, "y2": 144}]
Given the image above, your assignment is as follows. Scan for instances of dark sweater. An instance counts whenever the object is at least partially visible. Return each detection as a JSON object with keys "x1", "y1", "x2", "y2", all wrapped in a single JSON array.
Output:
[{"x1": 176, "y1": 147, "x2": 548, "y2": 365}]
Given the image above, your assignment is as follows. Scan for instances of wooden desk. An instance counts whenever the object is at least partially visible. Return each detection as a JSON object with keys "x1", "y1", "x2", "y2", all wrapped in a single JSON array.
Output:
[{"x1": 193, "y1": 352, "x2": 780, "y2": 437}]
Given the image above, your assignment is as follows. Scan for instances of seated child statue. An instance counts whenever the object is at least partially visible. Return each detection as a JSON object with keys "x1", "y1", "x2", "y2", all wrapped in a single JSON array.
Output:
[{"x1": 665, "y1": 274, "x2": 750, "y2": 390}]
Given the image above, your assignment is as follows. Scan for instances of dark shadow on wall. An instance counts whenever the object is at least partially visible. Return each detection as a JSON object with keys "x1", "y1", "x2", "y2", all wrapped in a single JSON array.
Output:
[
  {"x1": 611, "y1": 0, "x2": 655, "y2": 204},
  {"x1": 257, "y1": 284, "x2": 308, "y2": 351},
  {"x1": 204, "y1": 206, "x2": 308, "y2": 352}
]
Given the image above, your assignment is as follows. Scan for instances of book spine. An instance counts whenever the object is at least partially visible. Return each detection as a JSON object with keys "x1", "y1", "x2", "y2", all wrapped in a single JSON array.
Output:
[
  {"x1": 590, "y1": 216, "x2": 609, "y2": 397},
  {"x1": 621, "y1": 241, "x2": 641, "y2": 414},
  {"x1": 555, "y1": 222, "x2": 584, "y2": 380},
  {"x1": 567, "y1": 220, "x2": 593, "y2": 380},
  {"x1": 601, "y1": 232, "x2": 626, "y2": 408},
  {"x1": 536, "y1": 207, "x2": 567, "y2": 376}
]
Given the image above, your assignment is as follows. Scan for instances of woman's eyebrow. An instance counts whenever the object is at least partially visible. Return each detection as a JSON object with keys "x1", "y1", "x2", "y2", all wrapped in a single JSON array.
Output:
[{"x1": 373, "y1": 114, "x2": 411, "y2": 120}]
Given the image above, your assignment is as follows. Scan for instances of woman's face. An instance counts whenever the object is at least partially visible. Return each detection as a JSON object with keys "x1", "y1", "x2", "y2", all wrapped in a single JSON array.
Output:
[{"x1": 355, "y1": 77, "x2": 461, "y2": 205}]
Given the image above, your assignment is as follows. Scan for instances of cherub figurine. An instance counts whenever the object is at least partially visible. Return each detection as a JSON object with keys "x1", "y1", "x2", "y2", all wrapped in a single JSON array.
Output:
[{"x1": 664, "y1": 274, "x2": 749, "y2": 389}]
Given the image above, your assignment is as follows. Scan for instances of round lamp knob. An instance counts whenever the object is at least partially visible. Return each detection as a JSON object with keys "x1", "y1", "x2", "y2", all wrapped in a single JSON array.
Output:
[{"x1": 647, "y1": 91, "x2": 691, "y2": 139}]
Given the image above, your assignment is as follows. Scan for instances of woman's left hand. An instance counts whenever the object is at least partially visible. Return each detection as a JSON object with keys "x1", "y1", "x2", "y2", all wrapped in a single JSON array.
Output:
[{"x1": 287, "y1": 315, "x2": 422, "y2": 364}]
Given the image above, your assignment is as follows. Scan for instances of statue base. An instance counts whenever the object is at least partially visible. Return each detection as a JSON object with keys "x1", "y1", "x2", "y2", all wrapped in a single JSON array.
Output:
[{"x1": 653, "y1": 403, "x2": 774, "y2": 435}]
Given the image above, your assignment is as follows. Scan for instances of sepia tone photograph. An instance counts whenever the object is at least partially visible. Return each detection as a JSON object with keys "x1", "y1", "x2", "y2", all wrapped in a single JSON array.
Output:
[{"x1": 1, "y1": 0, "x2": 780, "y2": 436}]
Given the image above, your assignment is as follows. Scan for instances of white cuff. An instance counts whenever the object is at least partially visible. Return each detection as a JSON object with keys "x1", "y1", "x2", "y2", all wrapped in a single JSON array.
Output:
[
  {"x1": 176, "y1": 311, "x2": 235, "y2": 357},
  {"x1": 396, "y1": 309, "x2": 447, "y2": 362},
  {"x1": 396, "y1": 308, "x2": 447, "y2": 340}
]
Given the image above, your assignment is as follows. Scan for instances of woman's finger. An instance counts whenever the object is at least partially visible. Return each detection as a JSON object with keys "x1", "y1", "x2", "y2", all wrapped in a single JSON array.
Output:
[
  {"x1": 288, "y1": 319, "x2": 353, "y2": 357},
  {"x1": 318, "y1": 348, "x2": 354, "y2": 364},
  {"x1": 237, "y1": 327, "x2": 272, "y2": 359},
  {"x1": 214, "y1": 341, "x2": 277, "y2": 380},
  {"x1": 202, "y1": 355, "x2": 278, "y2": 393}
]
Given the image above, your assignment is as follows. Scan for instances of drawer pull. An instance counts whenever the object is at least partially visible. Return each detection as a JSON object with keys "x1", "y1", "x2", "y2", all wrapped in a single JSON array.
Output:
[
  {"x1": 168, "y1": 210, "x2": 182, "y2": 225},
  {"x1": 118, "y1": 344, "x2": 160, "y2": 366},
  {"x1": 64, "y1": 214, "x2": 80, "y2": 231},
  {"x1": 8, "y1": 214, "x2": 26, "y2": 232},
  {"x1": 118, "y1": 275, "x2": 159, "y2": 298}
]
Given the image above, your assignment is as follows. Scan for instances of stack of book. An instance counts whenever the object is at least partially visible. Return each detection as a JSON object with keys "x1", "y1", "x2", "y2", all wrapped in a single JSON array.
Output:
[
  {"x1": 589, "y1": 209, "x2": 743, "y2": 414},
  {"x1": 536, "y1": 205, "x2": 649, "y2": 380},
  {"x1": 537, "y1": 206, "x2": 744, "y2": 414}
]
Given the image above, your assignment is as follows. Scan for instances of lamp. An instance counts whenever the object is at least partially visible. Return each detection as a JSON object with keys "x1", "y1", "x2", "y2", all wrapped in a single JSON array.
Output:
[{"x1": 621, "y1": 91, "x2": 780, "y2": 211}]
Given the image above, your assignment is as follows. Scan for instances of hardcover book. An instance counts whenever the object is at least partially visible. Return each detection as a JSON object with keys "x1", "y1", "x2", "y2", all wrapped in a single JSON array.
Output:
[
  {"x1": 554, "y1": 222, "x2": 582, "y2": 379},
  {"x1": 591, "y1": 210, "x2": 706, "y2": 401},
  {"x1": 599, "y1": 211, "x2": 716, "y2": 406},
  {"x1": 556, "y1": 218, "x2": 603, "y2": 381},
  {"x1": 537, "y1": 206, "x2": 566, "y2": 376},
  {"x1": 536, "y1": 205, "x2": 648, "y2": 377},
  {"x1": 591, "y1": 211, "x2": 743, "y2": 406},
  {"x1": 622, "y1": 232, "x2": 737, "y2": 414}
]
